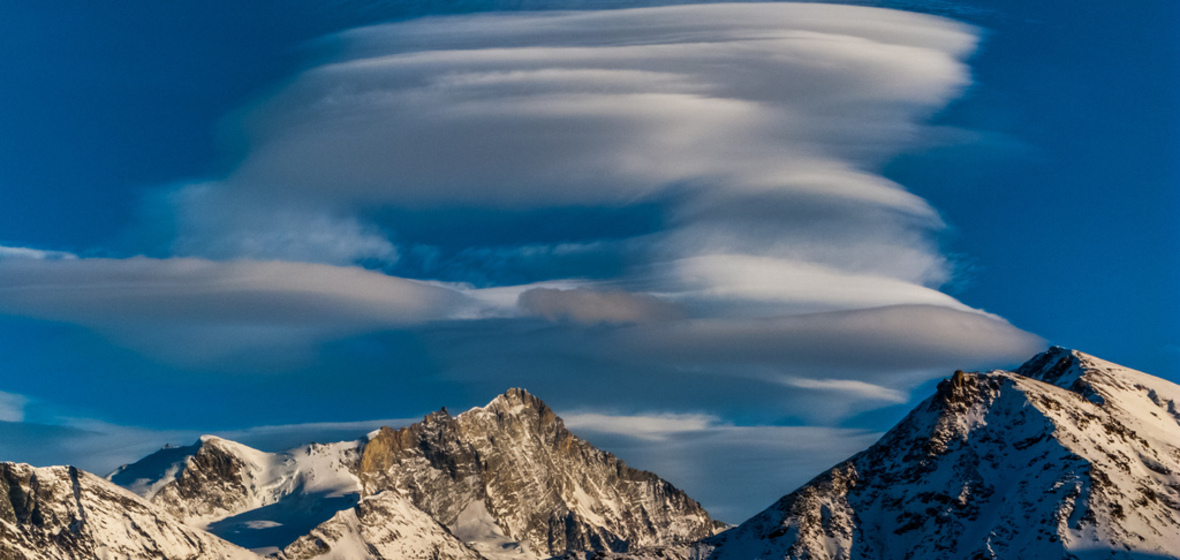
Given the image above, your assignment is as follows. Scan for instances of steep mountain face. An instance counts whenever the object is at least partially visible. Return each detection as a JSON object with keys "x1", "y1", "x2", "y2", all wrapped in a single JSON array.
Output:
[
  {"x1": 0, "y1": 462, "x2": 259, "y2": 560},
  {"x1": 112, "y1": 436, "x2": 363, "y2": 554},
  {"x1": 676, "y1": 348, "x2": 1180, "y2": 560},
  {"x1": 358, "y1": 388, "x2": 720, "y2": 558}
]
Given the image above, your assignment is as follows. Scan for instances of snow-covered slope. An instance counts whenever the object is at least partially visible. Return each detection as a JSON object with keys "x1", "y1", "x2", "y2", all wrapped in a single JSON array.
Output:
[
  {"x1": 0, "y1": 462, "x2": 260, "y2": 560},
  {"x1": 278, "y1": 490, "x2": 486, "y2": 560},
  {"x1": 112, "y1": 436, "x2": 363, "y2": 554},
  {"x1": 666, "y1": 348, "x2": 1180, "y2": 560},
  {"x1": 358, "y1": 388, "x2": 721, "y2": 558}
]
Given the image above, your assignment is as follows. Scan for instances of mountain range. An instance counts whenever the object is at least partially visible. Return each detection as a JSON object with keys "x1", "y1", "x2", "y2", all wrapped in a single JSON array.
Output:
[{"x1": 2, "y1": 348, "x2": 1178, "y2": 559}]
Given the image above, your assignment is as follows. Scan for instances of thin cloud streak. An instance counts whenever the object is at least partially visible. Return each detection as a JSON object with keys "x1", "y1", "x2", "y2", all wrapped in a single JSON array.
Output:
[
  {"x1": 0, "y1": 257, "x2": 481, "y2": 364},
  {"x1": 562, "y1": 412, "x2": 720, "y2": 440},
  {"x1": 0, "y1": 245, "x2": 78, "y2": 261}
]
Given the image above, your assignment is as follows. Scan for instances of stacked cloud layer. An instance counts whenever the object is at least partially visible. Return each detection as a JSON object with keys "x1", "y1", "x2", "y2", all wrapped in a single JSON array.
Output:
[{"x1": 0, "y1": 4, "x2": 1043, "y2": 517}]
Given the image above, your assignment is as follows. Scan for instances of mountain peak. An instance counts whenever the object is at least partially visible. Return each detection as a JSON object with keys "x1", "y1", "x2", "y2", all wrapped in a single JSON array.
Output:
[
  {"x1": 1016, "y1": 346, "x2": 1088, "y2": 386},
  {"x1": 482, "y1": 387, "x2": 548, "y2": 413},
  {"x1": 679, "y1": 350, "x2": 1180, "y2": 560},
  {"x1": 357, "y1": 388, "x2": 717, "y2": 557},
  {"x1": 1016, "y1": 346, "x2": 1179, "y2": 412}
]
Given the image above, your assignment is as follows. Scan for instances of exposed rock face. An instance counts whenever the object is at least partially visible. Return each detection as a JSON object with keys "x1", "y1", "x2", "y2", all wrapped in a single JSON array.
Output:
[
  {"x1": 0, "y1": 462, "x2": 259, "y2": 560},
  {"x1": 359, "y1": 388, "x2": 720, "y2": 558},
  {"x1": 149, "y1": 436, "x2": 258, "y2": 525},
  {"x1": 279, "y1": 490, "x2": 485, "y2": 560},
  {"x1": 664, "y1": 348, "x2": 1180, "y2": 560}
]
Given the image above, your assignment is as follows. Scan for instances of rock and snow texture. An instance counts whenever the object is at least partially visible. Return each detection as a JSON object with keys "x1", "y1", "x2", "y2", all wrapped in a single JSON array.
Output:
[
  {"x1": 678, "y1": 348, "x2": 1180, "y2": 560},
  {"x1": 104, "y1": 388, "x2": 717, "y2": 559},
  {"x1": 30, "y1": 351, "x2": 1177, "y2": 560},
  {"x1": 0, "y1": 462, "x2": 259, "y2": 560},
  {"x1": 278, "y1": 490, "x2": 485, "y2": 560},
  {"x1": 358, "y1": 388, "x2": 720, "y2": 558},
  {"x1": 112, "y1": 436, "x2": 363, "y2": 554}
]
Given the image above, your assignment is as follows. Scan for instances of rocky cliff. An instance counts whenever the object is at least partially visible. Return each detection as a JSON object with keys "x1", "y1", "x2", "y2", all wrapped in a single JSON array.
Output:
[{"x1": 0, "y1": 462, "x2": 259, "y2": 560}]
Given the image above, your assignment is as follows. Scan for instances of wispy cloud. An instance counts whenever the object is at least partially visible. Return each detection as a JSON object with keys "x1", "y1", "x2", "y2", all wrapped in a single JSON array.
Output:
[
  {"x1": 562, "y1": 412, "x2": 720, "y2": 440},
  {"x1": 0, "y1": 257, "x2": 481, "y2": 364},
  {"x1": 0, "y1": 391, "x2": 27, "y2": 422},
  {"x1": 0, "y1": 245, "x2": 77, "y2": 261},
  {"x1": 775, "y1": 376, "x2": 908, "y2": 404}
]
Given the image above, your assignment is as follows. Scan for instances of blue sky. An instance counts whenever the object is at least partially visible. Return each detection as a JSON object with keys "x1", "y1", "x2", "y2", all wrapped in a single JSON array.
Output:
[{"x1": 0, "y1": 0, "x2": 1176, "y2": 522}]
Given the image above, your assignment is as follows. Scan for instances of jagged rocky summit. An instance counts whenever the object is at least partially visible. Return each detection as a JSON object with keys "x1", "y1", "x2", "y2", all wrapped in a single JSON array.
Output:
[
  {"x1": 94, "y1": 387, "x2": 720, "y2": 560},
  {"x1": 611, "y1": 347, "x2": 1180, "y2": 560},
  {"x1": 357, "y1": 388, "x2": 721, "y2": 558}
]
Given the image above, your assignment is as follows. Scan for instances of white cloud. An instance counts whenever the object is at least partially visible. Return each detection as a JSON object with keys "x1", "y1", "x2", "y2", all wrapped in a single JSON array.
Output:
[
  {"x1": 159, "y1": 2, "x2": 988, "y2": 335},
  {"x1": 168, "y1": 183, "x2": 398, "y2": 265},
  {"x1": 776, "y1": 376, "x2": 908, "y2": 404},
  {"x1": 562, "y1": 412, "x2": 719, "y2": 440},
  {"x1": 0, "y1": 257, "x2": 483, "y2": 364},
  {"x1": 0, "y1": 391, "x2": 28, "y2": 422},
  {"x1": 610, "y1": 304, "x2": 1044, "y2": 375},
  {"x1": 0, "y1": 5, "x2": 1039, "y2": 427},
  {"x1": 0, "y1": 245, "x2": 77, "y2": 261},
  {"x1": 643, "y1": 254, "x2": 968, "y2": 317},
  {"x1": 226, "y1": 4, "x2": 974, "y2": 208},
  {"x1": 152, "y1": 3, "x2": 978, "y2": 284}
]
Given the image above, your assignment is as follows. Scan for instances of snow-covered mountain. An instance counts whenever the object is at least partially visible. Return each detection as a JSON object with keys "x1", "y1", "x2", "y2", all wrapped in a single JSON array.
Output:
[
  {"x1": 628, "y1": 347, "x2": 1180, "y2": 560},
  {"x1": 110, "y1": 436, "x2": 363, "y2": 555},
  {"x1": 11, "y1": 349, "x2": 1177, "y2": 560},
  {"x1": 0, "y1": 462, "x2": 259, "y2": 560},
  {"x1": 106, "y1": 388, "x2": 718, "y2": 559}
]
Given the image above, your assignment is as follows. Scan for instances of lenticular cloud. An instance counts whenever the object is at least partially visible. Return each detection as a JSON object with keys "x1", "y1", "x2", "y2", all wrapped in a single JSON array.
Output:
[
  {"x1": 199, "y1": 3, "x2": 979, "y2": 300},
  {"x1": 0, "y1": 4, "x2": 1042, "y2": 411},
  {"x1": 236, "y1": 3, "x2": 976, "y2": 210}
]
